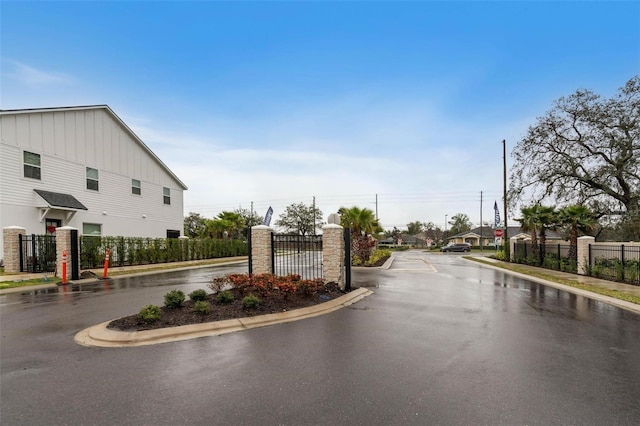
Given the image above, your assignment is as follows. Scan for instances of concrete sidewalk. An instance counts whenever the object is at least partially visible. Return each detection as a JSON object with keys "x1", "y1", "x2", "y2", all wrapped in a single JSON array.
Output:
[{"x1": 471, "y1": 256, "x2": 640, "y2": 314}]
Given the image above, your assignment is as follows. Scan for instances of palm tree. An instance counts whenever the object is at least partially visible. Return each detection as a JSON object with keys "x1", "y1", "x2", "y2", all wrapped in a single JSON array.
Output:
[
  {"x1": 558, "y1": 205, "x2": 597, "y2": 260},
  {"x1": 338, "y1": 206, "x2": 382, "y2": 263},
  {"x1": 517, "y1": 205, "x2": 539, "y2": 254},
  {"x1": 517, "y1": 204, "x2": 556, "y2": 261},
  {"x1": 338, "y1": 206, "x2": 381, "y2": 236}
]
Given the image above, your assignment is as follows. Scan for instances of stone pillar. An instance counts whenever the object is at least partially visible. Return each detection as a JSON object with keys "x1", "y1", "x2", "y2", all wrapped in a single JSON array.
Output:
[
  {"x1": 55, "y1": 226, "x2": 78, "y2": 280},
  {"x1": 251, "y1": 225, "x2": 273, "y2": 275},
  {"x1": 322, "y1": 224, "x2": 345, "y2": 290},
  {"x1": 577, "y1": 235, "x2": 595, "y2": 276},
  {"x1": 3, "y1": 226, "x2": 26, "y2": 273}
]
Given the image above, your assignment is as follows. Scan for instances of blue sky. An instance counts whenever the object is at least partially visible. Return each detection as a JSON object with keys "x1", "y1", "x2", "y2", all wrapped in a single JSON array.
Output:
[{"x1": 2, "y1": 1, "x2": 638, "y2": 231}]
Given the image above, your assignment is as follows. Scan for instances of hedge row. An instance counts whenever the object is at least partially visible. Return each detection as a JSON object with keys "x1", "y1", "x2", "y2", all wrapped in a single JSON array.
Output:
[{"x1": 80, "y1": 236, "x2": 247, "y2": 269}]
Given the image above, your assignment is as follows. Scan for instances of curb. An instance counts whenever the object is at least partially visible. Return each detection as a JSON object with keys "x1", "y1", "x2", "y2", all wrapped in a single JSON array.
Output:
[
  {"x1": 469, "y1": 258, "x2": 640, "y2": 315},
  {"x1": 74, "y1": 287, "x2": 373, "y2": 348}
]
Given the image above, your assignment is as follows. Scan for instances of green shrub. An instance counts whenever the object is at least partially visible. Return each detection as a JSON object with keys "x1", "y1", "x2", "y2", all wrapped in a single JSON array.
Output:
[
  {"x1": 138, "y1": 305, "x2": 161, "y2": 323},
  {"x1": 495, "y1": 250, "x2": 508, "y2": 261},
  {"x1": 216, "y1": 290, "x2": 234, "y2": 304},
  {"x1": 164, "y1": 290, "x2": 185, "y2": 309},
  {"x1": 193, "y1": 300, "x2": 211, "y2": 315},
  {"x1": 188, "y1": 289, "x2": 208, "y2": 301},
  {"x1": 365, "y1": 249, "x2": 391, "y2": 266},
  {"x1": 242, "y1": 294, "x2": 261, "y2": 309}
]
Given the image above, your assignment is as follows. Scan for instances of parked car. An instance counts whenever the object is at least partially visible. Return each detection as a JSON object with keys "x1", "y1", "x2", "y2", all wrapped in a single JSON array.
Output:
[{"x1": 440, "y1": 243, "x2": 471, "y2": 252}]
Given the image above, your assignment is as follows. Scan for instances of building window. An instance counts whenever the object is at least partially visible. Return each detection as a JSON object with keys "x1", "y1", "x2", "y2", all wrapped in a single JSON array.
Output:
[
  {"x1": 163, "y1": 187, "x2": 171, "y2": 205},
  {"x1": 86, "y1": 167, "x2": 99, "y2": 191},
  {"x1": 82, "y1": 223, "x2": 102, "y2": 236},
  {"x1": 23, "y1": 151, "x2": 41, "y2": 180},
  {"x1": 45, "y1": 219, "x2": 61, "y2": 235},
  {"x1": 167, "y1": 230, "x2": 180, "y2": 238},
  {"x1": 132, "y1": 179, "x2": 141, "y2": 195}
]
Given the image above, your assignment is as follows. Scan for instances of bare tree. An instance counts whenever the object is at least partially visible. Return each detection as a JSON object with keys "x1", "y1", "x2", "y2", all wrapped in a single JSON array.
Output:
[{"x1": 508, "y1": 76, "x2": 639, "y2": 238}]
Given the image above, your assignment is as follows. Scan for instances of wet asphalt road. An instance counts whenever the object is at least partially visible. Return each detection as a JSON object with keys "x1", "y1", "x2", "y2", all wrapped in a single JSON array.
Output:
[{"x1": 1, "y1": 251, "x2": 639, "y2": 425}]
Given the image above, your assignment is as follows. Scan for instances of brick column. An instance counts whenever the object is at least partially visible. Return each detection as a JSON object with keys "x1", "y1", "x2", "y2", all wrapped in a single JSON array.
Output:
[
  {"x1": 251, "y1": 225, "x2": 273, "y2": 275},
  {"x1": 3, "y1": 226, "x2": 26, "y2": 273},
  {"x1": 577, "y1": 236, "x2": 595, "y2": 276},
  {"x1": 55, "y1": 226, "x2": 78, "y2": 280},
  {"x1": 322, "y1": 224, "x2": 345, "y2": 290}
]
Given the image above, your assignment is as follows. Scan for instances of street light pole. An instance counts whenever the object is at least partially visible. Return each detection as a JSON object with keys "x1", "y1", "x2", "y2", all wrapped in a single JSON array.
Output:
[{"x1": 444, "y1": 214, "x2": 448, "y2": 241}]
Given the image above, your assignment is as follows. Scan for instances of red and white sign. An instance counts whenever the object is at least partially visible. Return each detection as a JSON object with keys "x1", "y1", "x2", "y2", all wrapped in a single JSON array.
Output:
[{"x1": 494, "y1": 229, "x2": 503, "y2": 238}]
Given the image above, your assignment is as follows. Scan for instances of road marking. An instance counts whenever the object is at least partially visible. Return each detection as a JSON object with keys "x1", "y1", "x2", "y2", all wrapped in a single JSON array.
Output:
[{"x1": 390, "y1": 257, "x2": 438, "y2": 273}]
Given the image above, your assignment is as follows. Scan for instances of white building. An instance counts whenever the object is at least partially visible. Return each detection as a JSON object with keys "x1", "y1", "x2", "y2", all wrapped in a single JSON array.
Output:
[{"x1": 0, "y1": 105, "x2": 188, "y2": 261}]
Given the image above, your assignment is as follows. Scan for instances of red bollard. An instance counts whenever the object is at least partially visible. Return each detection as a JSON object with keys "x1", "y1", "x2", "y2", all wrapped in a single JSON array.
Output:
[
  {"x1": 61, "y1": 250, "x2": 67, "y2": 285},
  {"x1": 103, "y1": 249, "x2": 110, "y2": 279}
]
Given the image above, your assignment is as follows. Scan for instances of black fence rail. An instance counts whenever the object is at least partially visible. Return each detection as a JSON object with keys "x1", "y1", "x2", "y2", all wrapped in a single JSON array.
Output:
[
  {"x1": 513, "y1": 241, "x2": 576, "y2": 273},
  {"x1": 80, "y1": 236, "x2": 248, "y2": 269},
  {"x1": 271, "y1": 234, "x2": 323, "y2": 280},
  {"x1": 588, "y1": 244, "x2": 640, "y2": 286},
  {"x1": 19, "y1": 234, "x2": 56, "y2": 273}
]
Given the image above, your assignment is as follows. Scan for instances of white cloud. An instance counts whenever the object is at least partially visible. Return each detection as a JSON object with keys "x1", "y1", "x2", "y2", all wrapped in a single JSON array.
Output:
[{"x1": 4, "y1": 59, "x2": 73, "y2": 88}]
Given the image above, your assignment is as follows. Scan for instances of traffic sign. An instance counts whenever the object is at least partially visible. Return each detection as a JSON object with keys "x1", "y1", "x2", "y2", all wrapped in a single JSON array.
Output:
[{"x1": 494, "y1": 229, "x2": 503, "y2": 238}]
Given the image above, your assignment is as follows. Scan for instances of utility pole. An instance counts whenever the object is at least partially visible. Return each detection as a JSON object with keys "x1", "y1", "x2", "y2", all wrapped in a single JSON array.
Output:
[
  {"x1": 312, "y1": 196, "x2": 316, "y2": 235},
  {"x1": 444, "y1": 214, "x2": 448, "y2": 241},
  {"x1": 480, "y1": 191, "x2": 483, "y2": 252},
  {"x1": 502, "y1": 139, "x2": 509, "y2": 257},
  {"x1": 375, "y1": 194, "x2": 378, "y2": 220}
]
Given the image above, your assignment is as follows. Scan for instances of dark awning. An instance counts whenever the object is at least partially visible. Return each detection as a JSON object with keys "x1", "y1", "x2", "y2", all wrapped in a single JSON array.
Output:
[{"x1": 34, "y1": 189, "x2": 88, "y2": 210}]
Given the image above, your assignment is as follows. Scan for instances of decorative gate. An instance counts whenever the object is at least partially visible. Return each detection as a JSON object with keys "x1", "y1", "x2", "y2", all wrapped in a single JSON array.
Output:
[
  {"x1": 271, "y1": 234, "x2": 323, "y2": 280},
  {"x1": 19, "y1": 234, "x2": 56, "y2": 273}
]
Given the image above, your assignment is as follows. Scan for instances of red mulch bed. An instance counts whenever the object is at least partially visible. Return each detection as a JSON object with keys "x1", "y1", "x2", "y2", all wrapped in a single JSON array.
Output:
[
  {"x1": 108, "y1": 255, "x2": 389, "y2": 332},
  {"x1": 108, "y1": 282, "x2": 344, "y2": 332}
]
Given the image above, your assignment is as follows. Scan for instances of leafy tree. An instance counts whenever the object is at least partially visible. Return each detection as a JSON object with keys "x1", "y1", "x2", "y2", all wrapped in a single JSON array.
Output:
[
  {"x1": 275, "y1": 203, "x2": 323, "y2": 235},
  {"x1": 558, "y1": 205, "x2": 597, "y2": 260},
  {"x1": 203, "y1": 211, "x2": 246, "y2": 239},
  {"x1": 509, "y1": 76, "x2": 640, "y2": 239},
  {"x1": 183, "y1": 212, "x2": 207, "y2": 238},
  {"x1": 423, "y1": 222, "x2": 443, "y2": 244},
  {"x1": 338, "y1": 206, "x2": 382, "y2": 236},
  {"x1": 407, "y1": 221, "x2": 425, "y2": 235},
  {"x1": 234, "y1": 208, "x2": 263, "y2": 228},
  {"x1": 448, "y1": 213, "x2": 472, "y2": 236}
]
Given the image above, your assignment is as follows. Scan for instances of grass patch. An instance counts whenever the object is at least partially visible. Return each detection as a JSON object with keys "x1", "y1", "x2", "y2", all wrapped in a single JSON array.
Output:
[
  {"x1": 0, "y1": 276, "x2": 61, "y2": 290},
  {"x1": 468, "y1": 257, "x2": 640, "y2": 305}
]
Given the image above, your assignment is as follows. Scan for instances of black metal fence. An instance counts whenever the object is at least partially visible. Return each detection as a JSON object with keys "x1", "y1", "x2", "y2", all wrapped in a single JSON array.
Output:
[
  {"x1": 513, "y1": 241, "x2": 577, "y2": 273},
  {"x1": 271, "y1": 234, "x2": 323, "y2": 280},
  {"x1": 19, "y1": 234, "x2": 56, "y2": 273},
  {"x1": 588, "y1": 244, "x2": 640, "y2": 286}
]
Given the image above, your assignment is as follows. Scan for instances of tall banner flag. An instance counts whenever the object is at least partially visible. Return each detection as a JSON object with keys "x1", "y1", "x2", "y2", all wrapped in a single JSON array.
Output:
[
  {"x1": 263, "y1": 206, "x2": 273, "y2": 226},
  {"x1": 494, "y1": 201, "x2": 500, "y2": 228}
]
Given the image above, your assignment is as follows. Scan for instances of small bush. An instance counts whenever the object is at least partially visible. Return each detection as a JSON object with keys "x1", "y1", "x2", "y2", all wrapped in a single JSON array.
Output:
[
  {"x1": 365, "y1": 249, "x2": 391, "y2": 266},
  {"x1": 495, "y1": 250, "x2": 508, "y2": 261},
  {"x1": 138, "y1": 305, "x2": 161, "y2": 323},
  {"x1": 216, "y1": 290, "x2": 234, "y2": 304},
  {"x1": 164, "y1": 290, "x2": 185, "y2": 309},
  {"x1": 242, "y1": 294, "x2": 261, "y2": 309},
  {"x1": 193, "y1": 300, "x2": 211, "y2": 315},
  {"x1": 188, "y1": 289, "x2": 208, "y2": 301}
]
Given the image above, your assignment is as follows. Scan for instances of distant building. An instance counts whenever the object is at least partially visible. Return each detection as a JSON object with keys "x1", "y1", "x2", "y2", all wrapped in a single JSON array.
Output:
[
  {"x1": 0, "y1": 105, "x2": 188, "y2": 260},
  {"x1": 447, "y1": 226, "x2": 564, "y2": 246}
]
